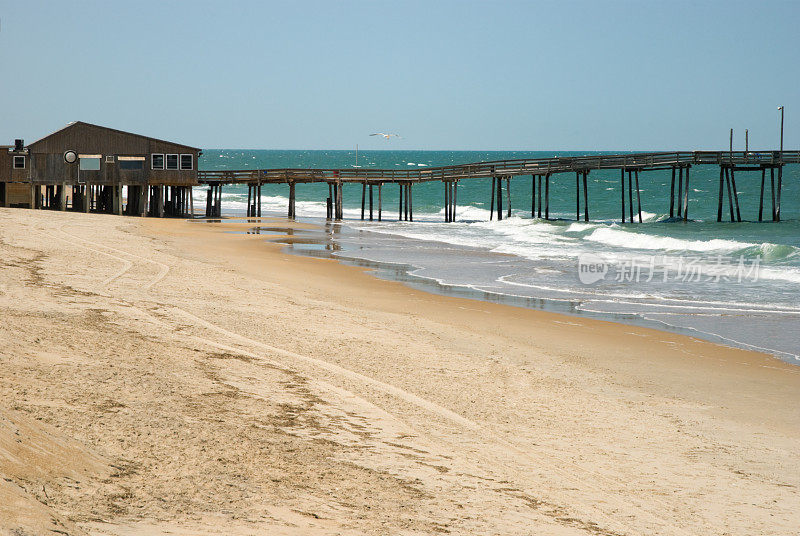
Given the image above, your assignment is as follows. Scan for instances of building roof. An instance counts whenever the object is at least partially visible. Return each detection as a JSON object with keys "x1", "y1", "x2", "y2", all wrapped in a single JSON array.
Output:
[{"x1": 27, "y1": 121, "x2": 201, "y2": 151}]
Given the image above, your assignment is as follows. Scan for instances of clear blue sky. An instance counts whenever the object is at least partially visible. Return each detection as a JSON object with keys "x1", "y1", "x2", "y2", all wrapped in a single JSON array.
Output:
[{"x1": 1, "y1": 0, "x2": 798, "y2": 150}]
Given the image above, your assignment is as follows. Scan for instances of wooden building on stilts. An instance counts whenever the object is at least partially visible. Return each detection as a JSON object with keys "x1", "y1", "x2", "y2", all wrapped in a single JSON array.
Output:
[{"x1": 1, "y1": 121, "x2": 201, "y2": 216}]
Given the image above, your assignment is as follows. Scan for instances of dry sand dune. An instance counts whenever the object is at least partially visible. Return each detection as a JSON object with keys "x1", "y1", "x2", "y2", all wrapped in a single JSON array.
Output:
[{"x1": 1, "y1": 208, "x2": 798, "y2": 535}]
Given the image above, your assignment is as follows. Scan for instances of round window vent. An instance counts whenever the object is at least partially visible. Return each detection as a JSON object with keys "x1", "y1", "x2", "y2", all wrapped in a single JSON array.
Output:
[{"x1": 64, "y1": 150, "x2": 77, "y2": 164}]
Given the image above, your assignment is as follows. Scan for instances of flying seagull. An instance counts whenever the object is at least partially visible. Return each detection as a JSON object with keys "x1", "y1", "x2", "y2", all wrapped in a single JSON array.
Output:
[{"x1": 370, "y1": 133, "x2": 402, "y2": 139}]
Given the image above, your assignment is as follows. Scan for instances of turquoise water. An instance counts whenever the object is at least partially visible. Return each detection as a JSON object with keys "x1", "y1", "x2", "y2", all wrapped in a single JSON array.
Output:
[{"x1": 199, "y1": 150, "x2": 800, "y2": 362}]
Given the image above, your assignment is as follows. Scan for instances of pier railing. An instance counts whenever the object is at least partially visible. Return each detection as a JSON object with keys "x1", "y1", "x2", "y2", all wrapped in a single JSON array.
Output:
[{"x1": 197, "y1": 150, "x2": 800, "y2": 185}]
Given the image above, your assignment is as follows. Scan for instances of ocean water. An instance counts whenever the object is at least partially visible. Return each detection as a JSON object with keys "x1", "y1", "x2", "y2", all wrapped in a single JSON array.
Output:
[{"x1": 198, "y1": 150, "x2": 800, "y2": 363}]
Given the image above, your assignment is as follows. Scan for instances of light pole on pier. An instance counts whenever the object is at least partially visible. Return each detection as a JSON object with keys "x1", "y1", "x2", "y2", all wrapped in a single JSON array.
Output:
[{"x1": 778, "y1": 106, "x2": 784, "y2": 152}]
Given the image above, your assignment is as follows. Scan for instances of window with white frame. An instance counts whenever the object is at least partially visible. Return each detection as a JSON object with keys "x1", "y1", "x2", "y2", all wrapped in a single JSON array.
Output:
[
  {"x1": 166, "y1": 154, "x2": 179, "y2": 170},
  {"x1": 180, "y1": 154, "x2": 193, "y2": 170},
  {"x1": 13, "y1": 155, "x2": 25, "y2": 169},
  {"x1": 152, "y1": 154, "x2": 164, "y2": 169}
]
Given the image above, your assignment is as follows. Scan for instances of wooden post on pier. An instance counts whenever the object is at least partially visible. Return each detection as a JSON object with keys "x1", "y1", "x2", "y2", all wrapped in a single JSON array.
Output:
[
  {"x1": 575, "y1": 172, "x2": 580, "y2": 221},
  {"x1": 247, "y1": 184, "x2": 252, "y2": 217},
  {"x1": 444, "y1": 181, "x2": 450, "y2": 222},
  {"x1": 256, "y1": 181, "x2": 262, "y2": 217},
  {"x1": 776, "y1": 165, "x2": 783, "y2": 222},
  {"x1": 369, "y1": 184, "x2": 374, "y2": 221},
  {"x1": 408, "y1": 183, "x2": 413, "y2": 222},
  {"x1": 717, "y1": 168, "x2": 724, "y2": 222},
  {"x1": 490, "y1": 177, "x2": 495, "y2": 221},
  {"x1": 531, "y1": 176, "x2": 535, "y2": 218},
  {"x1": 620, "y1": 169, "x2": 626, "y2": 222},
  {"x1": 327, "y1": 183, "x2": 333, "y2": 220},
  {"x1": 758, "y1": 168, "x2": 766, "y2": 221},
  {"x1": 682, "y1": 166, "x2": 690, "y2": 221},
  {"x1": 583, "y1": 171, "x2": 589, "y2": 222},
  {"x1": 398, "y1": 183, "x2": 404, "y2": 221},
  {"x1": 206, "y1": 186, "x2": 212, "y2": 217},
  {"x1": 450, "y1": 180, "x2": 458, "y2": 221},
  {"x1": 669, "y1": 167, "x2": 676, "y2": 218},
  {"x1": 627, "y1": 170, "x2": 634, "y2": 223},
  {"x1": 288, "y1": 181, "x2": 296, "y2": 219},
  {"x1": 378, "y1": 184, "x2": 382, "y2": 221},
  {"x1": 537, "y1": 175, "x2": 542, "y2": 218},
  {"x1": 496, "y1": 177, "x2": 503, "y2": 221},
  {"x1": 506, "y1": 178, "x2": 511, "y2": 219},
  {"x1": 545, "y1": 174, "x2": 550, "y2": 220},
  {"x1": 634, "y1": 170, "x2": 642, "y2": 223},
  {"x1": 724, "y1": 168, "x2": 735, "y2": 222},
  {"x1": 361, "y1": 183, "x2": 366, "y2": 220},
  {"x1": 730, "y1": 168, "x2": 741, "y2": 222},
  {"x1": 335, "y1": 181, "x2": 343, "y2": 220}
]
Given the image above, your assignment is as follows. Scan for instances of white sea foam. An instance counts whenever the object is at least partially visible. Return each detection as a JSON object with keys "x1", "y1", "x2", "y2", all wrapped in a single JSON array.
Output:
[{"x1": 585, "y1": 227, "x2": 755, "y2": 252}]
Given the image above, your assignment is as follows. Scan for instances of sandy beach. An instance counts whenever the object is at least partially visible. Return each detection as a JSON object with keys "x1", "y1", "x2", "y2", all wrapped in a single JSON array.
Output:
[{"x1": 1, "y1": 207, "x2": 798, "y2": 536}]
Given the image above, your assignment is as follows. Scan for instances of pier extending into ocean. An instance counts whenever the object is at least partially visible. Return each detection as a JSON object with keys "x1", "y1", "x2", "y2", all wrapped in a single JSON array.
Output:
[{"x1": 198, "y1": 150, "x2": 798, "y2": 223}]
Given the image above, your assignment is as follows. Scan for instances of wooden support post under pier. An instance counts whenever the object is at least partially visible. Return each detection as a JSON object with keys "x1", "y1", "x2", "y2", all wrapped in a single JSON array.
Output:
[
  {"x1": 496, "y1": 177, "x2": 503, "y2": 221},
  {"x1": 770, "y1": 168, "x2": 776, "y2": 221},
  {"x1": 682, "y1": 166, "x2": 690, "y2": 221},
  {"x1": 336, "y1": 181, "x2": 343, "y2": 220},
  {"x1": 583, "y1": 171, "x2": 589, "y2": 222},
  {"x1": 627, "y1": 171, "x2": 634, "y2": 223},
  {"x1": 398, "y1": 183, "x2": 403, "y2": 221},
  {"x1": 58, "y1": 183, "x2": 67, "y2": 211},
  {"x1": 730, "y1": 168, "x2": 741, "y2": 222},
  {"x1": 758, "y1": 168, "x2": 766, "y2": 221},
  {"x1": 537, "y1": 176, "x2": 542, "y2": 218},
  {"x1": 361, "y1": 183, "x2": 366, "y2": 220},
  {"x1": 369, "y1": 184, "x2": 374, "y2": 221},
  {"x1": 724, "y1": 168, "x2": 735, "y2": 222},
  {"x1": 776, "y1": 165, "x2": 783, "y2": 222},
  {"x1": 450, "y1": 181, "x2": 456, "y2": 222},
  {"x1": 247, "y1": 184, "x2": 252, "y2": 217},
  {"x1": 444, "y1": 181, "x2": 450, "y2": 222},
  {"x1": 408, "y1": 183, "x2": 413, "y2": 222},
  {"x1": 575, "y1": 172, "x2": 580, "y2": 221},
  {"x1": 506, "y1": 178, "x2": 511, "y2": 219},
  {"x1": 634, "y1": 170, "x2": 642, "y2": 223},
  {"x1": 717, "y1": 167, "x2": 724, "y2": 222},
  {"x1": 378, "y1": 184, "x2": 382, "y2": 221},
  {"x1": 531, "y1": 175, "x2": 535, "y2": 218},
  {"x1": 288, "y1": 181, "x2": 296, "y2": 219},
  {"x1": 545, "y1": 174, "x2": 550, "y2": 220},
  {"x1": 669, "y1": 167, "x2": 676, "y2": 218},
  {"x1": 621, "y1": 169, "x2": 626, "y2": 222},
  {"x1": 489, "y1": 177, "x2": 495, "y2": 221}
]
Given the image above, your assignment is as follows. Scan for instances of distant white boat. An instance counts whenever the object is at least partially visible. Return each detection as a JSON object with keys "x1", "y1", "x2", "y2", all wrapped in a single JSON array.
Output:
[{"x1": 351, "y1": 144, "x2": 361, "y2": 168}]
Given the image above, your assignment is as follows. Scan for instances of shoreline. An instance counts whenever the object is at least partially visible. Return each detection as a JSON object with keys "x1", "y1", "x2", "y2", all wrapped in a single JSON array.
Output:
[
  {"x1": 214, "y1": 210, "x2": 800, "y2": 364},
  {"x1": 2, "y1": 208, "x2": 799, "y2": 535}
]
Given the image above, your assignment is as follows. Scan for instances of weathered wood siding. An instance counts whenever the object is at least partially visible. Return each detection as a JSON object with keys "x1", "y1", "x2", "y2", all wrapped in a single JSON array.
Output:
[
  {"x1": 27, "y1": 122, "x2": 199, "y2": 186},
  {"x1": 0, "y1": 147, "x2": 31, "y2": 182}
]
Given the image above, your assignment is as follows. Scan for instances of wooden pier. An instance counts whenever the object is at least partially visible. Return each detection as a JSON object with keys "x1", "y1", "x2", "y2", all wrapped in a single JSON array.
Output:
[{"x1": 197, "y1": 150, "x2": 799, "y2": 223}]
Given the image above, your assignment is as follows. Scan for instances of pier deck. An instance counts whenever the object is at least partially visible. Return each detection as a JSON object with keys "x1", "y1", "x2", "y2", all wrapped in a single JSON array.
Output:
[{"x1": 197, "y1": 150, "x2": 798, "y2": 223}]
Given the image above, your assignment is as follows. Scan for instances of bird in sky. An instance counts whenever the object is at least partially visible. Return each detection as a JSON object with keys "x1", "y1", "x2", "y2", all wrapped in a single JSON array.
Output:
[{"x1": 370, "y1": 133, "x2": 402, "y2": 139}]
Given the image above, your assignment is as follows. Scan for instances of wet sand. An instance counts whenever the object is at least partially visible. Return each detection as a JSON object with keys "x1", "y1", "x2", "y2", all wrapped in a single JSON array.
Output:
[{"x1": 1, "y1": 207, "x2": 798, "y2": 535}]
